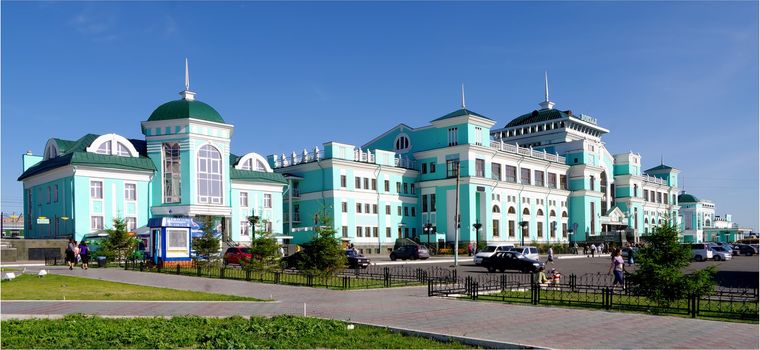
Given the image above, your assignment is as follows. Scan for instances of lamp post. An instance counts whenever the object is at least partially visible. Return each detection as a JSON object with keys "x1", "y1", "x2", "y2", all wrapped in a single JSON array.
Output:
[
  {"x1": 424, "y1": 222, "x2": 433, "y2": 250},
  {"x1": 519, "y1": 221, "x2": 529, "y2": 246},
  {"x1": 472, "y1": 222, "x2": 482, "y2": 253}
]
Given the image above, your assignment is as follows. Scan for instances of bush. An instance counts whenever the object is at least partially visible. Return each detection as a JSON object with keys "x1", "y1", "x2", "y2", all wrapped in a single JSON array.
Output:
[
  {"x1": 297, "y1": 216, "x2": 346, "y2": 275},
  {"x1": 100, "y1": 218, "x2": 140, "y2": 265},
  {"x1": 241, "y1": 234, "x2": 280, "y2": 272},
  {"x1": 192, "y1": 216, "x2": 221, "y2": 267}
]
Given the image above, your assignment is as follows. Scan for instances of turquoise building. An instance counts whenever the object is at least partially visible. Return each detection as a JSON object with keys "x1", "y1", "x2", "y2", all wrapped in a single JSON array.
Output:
[{"x1": 19, "y1": 70, "x2": 287, "y2": 247}]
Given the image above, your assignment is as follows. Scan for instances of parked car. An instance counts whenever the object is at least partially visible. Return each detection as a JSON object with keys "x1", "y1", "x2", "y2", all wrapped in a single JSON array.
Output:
[
  {"x1": 507, "y1": 246, "x2": 540, "y2": 261},
  {"x1": 223, "y1": 246, "x2": 252, "y2": 266},
  {"x1": 481, "y1": 251, "x2": 544, "y2": 273},
  {"x1": 687, "y1": 243, "x2": 714, "y2": 261},
  {"x1": 389, "y1": 244, "x2": 430, "y2": 261},
  {"x1": 473, "y1": 244, "x2": 514, "y2": 265},
  {"x1": 80, "y1": 233, "x2": 110, "y2": 257},
  {"x1": 280, "y1": 251, "x2": 305, "y2": 269},
  {"x1": 345, "y1": 249, "x2": 370, "y2": 269},
  {"x1": 737, "y1": 244, "x2": 758, "y2": 256},
  {"x1": 711, "y1": 246, "x2": 732, "y2": 261}
]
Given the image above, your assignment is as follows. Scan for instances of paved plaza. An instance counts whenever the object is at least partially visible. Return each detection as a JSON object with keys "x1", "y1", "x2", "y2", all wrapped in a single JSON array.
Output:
[{"x1": 2, "y1": 266, "x2": 758, "y2": 349}]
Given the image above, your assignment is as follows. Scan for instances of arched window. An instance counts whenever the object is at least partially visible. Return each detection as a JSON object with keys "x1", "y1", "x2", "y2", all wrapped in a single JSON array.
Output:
[
  {"x1": 198, "y1": 145, "x2": 223, "y2": 204},
  {"x1": 241, "y1": 159, "x2": 253, "y2": 170},
  {"x1": 562, "y1": 211, "x2": 568, "y2": 217},
  {"x1": 537, "y1": 209, "x2": 544, "y2": 216},
  {"x1": 492, "y1": 205, "x2": 500, "y2": 213},
  {"x1": 163, "y1": 143, "x2": 181, "y2": 203},
  {"x1": 97, "y1": 141, "x2": 112, "y2": 154},
  {"x1": 394, "y1": 135, "x2": 410, "y2": 152},
  {"x1": 116, "y1": 142, "x2": 131, "y2": 156},
  {"x1": 87, "y1": 133, "x2": 138, "y2": 157},
  {"x1": 508, "y1": 207, "x2": 516, "y2": 214},
  {"x1": 549, "y1": 210, "x2": 556, "y2": 217},
  {"x1": 523, "y1": 208, "x2": 530, "y2": 215},
  {"x1": 633, "y1": 184, "x2": 639, "y2": 197},
  {"x1": 705, "y1": 219, "x2": 711, "y2": 227}
]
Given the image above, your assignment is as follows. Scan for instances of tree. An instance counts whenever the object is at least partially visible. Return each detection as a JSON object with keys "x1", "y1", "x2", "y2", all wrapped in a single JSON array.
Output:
[
  {"x1": 247, "y1": 213, "x2": 260, "y2": 240},
  {"x1": 192, "y1": 216, "x2": 221, "y2": 266},
  {"x1": 101, "y1": 217, "x2": 139, "y2": 266},
  {"x1": 240, "y1": 227, "x2": 280, "y2": 272},
  {"x1": 628, "y1": 222, "x2": 715, "y2": 307},
  {"x1": 297, "y1": 215, "x2": 346, "y2": 275}
]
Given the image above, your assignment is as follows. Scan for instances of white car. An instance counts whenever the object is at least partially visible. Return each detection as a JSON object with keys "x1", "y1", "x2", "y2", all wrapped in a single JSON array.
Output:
[
  {"x1": 711, "y1": 246, "x2": 732, "y2": 261},
  {"x1": 508, "y1": 246, "x2": 540, "y2": 261},
  {"x1": 473, "y1": 244, "x2": 514, "y2": 265}
]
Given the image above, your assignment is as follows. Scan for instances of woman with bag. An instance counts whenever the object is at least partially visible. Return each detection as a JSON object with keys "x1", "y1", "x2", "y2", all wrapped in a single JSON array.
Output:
[
  {"x1": 66, "y1": 238, "x2": 77, "y2": 270},
  {"x1": 78, "y1": 241, "x2": 90, "y2": 270}
]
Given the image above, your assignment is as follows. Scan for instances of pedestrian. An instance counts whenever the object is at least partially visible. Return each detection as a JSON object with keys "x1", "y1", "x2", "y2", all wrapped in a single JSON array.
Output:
[
  {"x1": 78, "y1": 240, "x2": 90, "y2": 270},
  {"x1": 600, "y1": 242, "x2": 605, "y2": 254},
  {"x1": 573, "y1": 242, "x2": 579, "y2": 255},
  {"x1": 550, "y1": 267, "x2": 562, "y2": 286},
  {"x1": 590, "y1": 243, "x2": 596, "y2": 258},
  {"x1": 278, "y1": 245, "x2": 285, "y2": 257},
  {"x1": 627, "y1": 246, "x2": 635, "y2": 265},
  {"x1": 467, "y1": 242, "x2": 473, "y2": 256},
  {"x1": 583, "y1": 244, "x2": 588, "y2": 256},
  {"x1": 537, "y1": 266, "x2": 550, "y2": 286},
  {"x1": 547, "y1": 246, "x2": 555, "y2": 264},
  {"x1": 608, "y1": 248, "x2": 626, "y2": 290},
  {"x1": 66, "y1": 238, "x2": 77, "y2": 270}
]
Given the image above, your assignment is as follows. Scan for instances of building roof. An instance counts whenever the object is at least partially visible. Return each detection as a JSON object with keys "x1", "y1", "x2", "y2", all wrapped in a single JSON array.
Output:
[
  {"x1": 505, "y1": 108, "x2": 571, "y2": 128},
  {"x1": 229, "y1": 169, "x2": 287, "y2": 184},
  {"x1": 147, "y1": 98, "x2": 225, "y2": 123},
  {"x1": 18, "y1": 134, "x2": 155, "y2": 181},
  {"x1": 432, "y1": 108, "x2": 493, "y2": 122},
  {"x1": 678, "y1": 193, "x2": 700, "y2": 203},
  {"x1": 644, "y1": 164, "x2": 675, "y2": 172}
]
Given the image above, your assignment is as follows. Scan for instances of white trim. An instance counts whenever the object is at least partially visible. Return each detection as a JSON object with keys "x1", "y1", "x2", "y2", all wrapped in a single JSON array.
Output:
[
  {"x1": 86, "y1": 133, "x2": 140, "y2": 157},
  {"x1": 298, "y1": 190, "x2": 417, "y2": 204},
  {"x1": 74, "y1": 167, "x2": 152, "y2": 182},
  {"x1": 151, "y1": 205, "x2": 232, "y2": 217},
  {"x1": 43, "y1": 139, "x2": 60, "y2": 160},
  {"x1": 361, "y1": 123, "x2": 414, "y2": 149},
  {"x1": 230, "y1": 181, "x2": 284, "y2": 192},
  {"x1": 235, "y1": 152, "x2": 273, "y2": 172},
  {"x1": 22, "y1": 166, "x2": 75, "y2": 188}
]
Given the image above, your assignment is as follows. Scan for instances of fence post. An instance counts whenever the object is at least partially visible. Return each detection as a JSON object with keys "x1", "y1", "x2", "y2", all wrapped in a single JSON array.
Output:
[
  {"x1": 690, "y1": 292, "x2": 697, "y2": 318},
  {"x1": 472, "y1": 282, "x2": 479, "y2": 300},
  {"x1": 500, "y1": 274, "x2": 506, "y2": 291},
  {"x1": 452, "y1": 269, "x2": 457, "y2": 281},
  {"x1": 176, "y1": 264, "x2": 180, "y2": 275},
  {"x1": 220, "y1": 267, "x2": 225, "y2": 279},
  {"x1": 139, "y1": 261, "x2": 144, "y2": 272},
  {"x1": 125, "y1": 259, "x2": 130, "y2": 270},
  {"x1": 307, "y1": 273, "x2": 313, "y2": 287},
  {"x1": 196, "y1": 265, "x2": 201, "y2": 276},
  {"x1": 245, "y1": 270, "x2": 251, "y2": 281},
  {"x1": 428, "y1": 279, "x2": 432, "y2": 296},
  {"x1": 570, "y1": 274, "x2": 576, "y2": 292},
  {"x1": 384, "y1": 267, "x2": 390, "y2": 288}
]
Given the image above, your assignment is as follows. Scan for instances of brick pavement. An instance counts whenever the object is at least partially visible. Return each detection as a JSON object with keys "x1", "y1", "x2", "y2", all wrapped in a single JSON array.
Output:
[{"x1": 2, "y1": 267, "x2": 758, "y2": 349}]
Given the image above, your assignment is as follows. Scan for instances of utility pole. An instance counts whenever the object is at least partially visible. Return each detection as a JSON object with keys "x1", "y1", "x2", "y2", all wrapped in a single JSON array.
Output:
[{"x1": 454, "y1": 161, "x2": 461, "y2": 267}]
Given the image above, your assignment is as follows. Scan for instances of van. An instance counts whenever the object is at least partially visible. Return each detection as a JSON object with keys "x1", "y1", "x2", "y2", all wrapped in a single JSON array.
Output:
[
  {"x1": 473, "y1": 244, "x2": 515, "y2": 265},
  {"x1": 689, "y1": 243, "x2": 713, "y2": 262}
]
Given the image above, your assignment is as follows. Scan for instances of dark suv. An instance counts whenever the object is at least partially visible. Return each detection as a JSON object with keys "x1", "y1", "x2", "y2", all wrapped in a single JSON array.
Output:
[
  {"x1": 389, "y1": 245, "x2": 430, "y2": 261},
  {"x1": 223, "y1": 246, "x2": 252, "y2": 266},
  {"x1": 482, "y1": 251, "x2": 544, "y2": 273},
  {"x1": 346, "y1": 249, "x2": 370, "y2": 269}
]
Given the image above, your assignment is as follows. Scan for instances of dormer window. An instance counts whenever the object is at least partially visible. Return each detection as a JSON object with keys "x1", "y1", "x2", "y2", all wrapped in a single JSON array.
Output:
[
  {"x1": 97, "y1": 141, "x2": 112, "y2": 154},
  {"x1": 87, "y1": 133, "x2": 138, "y2": 157},
  {"x1": 395, "y1": 135, "x2": 410, "y2": 152}
]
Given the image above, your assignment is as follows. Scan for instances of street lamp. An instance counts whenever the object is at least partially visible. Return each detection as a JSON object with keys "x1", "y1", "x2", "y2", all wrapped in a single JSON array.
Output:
[
  {"x1": 472, "y1": 222, "x2": 482, "y2": 253},
  {"x1": 424, "y1": 222, "x2": 433, "y2": 250},
  {"x1": 519, "y1": 221, "x2": 529, "y2": 246}
]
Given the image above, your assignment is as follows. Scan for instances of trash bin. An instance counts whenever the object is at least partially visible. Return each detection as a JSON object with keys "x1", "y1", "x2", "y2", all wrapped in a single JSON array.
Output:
[{"x1": 97, "y1": 256, "x2": 107, "y2": 268}]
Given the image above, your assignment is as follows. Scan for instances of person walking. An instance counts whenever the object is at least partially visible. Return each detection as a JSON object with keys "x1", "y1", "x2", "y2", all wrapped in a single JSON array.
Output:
[
  {"x1": 608, "y1": 248, "x2": 626, "y2": 290},
  {"x1": 467, "y1": 242, "x2": 473, "y2": 256},
  {"x1": 627, "y1": 245, "x2": 635, "y2": 265},
  {"x1": 573, "y1": 242, "x2": 579, "y2": 255},
  {"x1": 65, "y1": 238, "x2": 78, "y2": 270},
  {"x1": 78, "y1": 240, "x2": 90, "y2": 270},
  {"x1": 583, "y1": 244, "x2": 588, "y2": 256},
  {"x1": 278, "y1": 245, "x2": 285, "y2": 257},
  {"x1": 590, "y1": 243, "x2": 596, "y2": 258},
  {"x1": 547, "y1": 246, "x2": 555, "y2": 265}
]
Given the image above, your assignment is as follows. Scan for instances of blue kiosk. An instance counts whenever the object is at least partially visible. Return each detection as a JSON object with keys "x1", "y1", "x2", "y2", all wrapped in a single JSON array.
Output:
[{"x1": 146, "y1": 217, "x2": 196, "y2": 265}]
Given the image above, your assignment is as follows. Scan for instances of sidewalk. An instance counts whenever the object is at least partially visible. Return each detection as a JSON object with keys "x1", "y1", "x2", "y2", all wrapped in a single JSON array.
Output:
[{"x1": 2, "y1": 267, "x2": 758, "y2": 349}]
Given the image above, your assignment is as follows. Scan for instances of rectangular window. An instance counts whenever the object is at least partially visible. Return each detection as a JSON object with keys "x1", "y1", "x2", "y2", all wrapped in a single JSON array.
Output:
[
  {"x1": 520, "y1": 168, "x2": 531, "y2": 185},
  {"x1": 448, "y1": 127, "x2": 458, "y2": 146},
  {"x1": 446, "y1": 159, "x2": 459, "y2": 178},
  {"x1": 341, "y1": 175, "x2": 347, "y2": 188},
  {"x1": 342, "y1": 226, "x2": 348, "y2": 238},
  {"x1": 430, "y1": 194, "x2": 436, "y2": 212},
  {"x1": 404, "y1": 207, "x2": 409, "y2": 216},
  {"x1": 548, "y1": 173, "x2": 557, "y2": 189},
  {"x1": 537, "y1": 222, "x2": 543, "y2": 238},
  {"x1": 386, "y1": 227, "x2": 391, "y2": 237},
  {"x1": 493, "y1": 219, "x2": 500, "y2": 237},
  {"x1": 403, "y1": 183, "x2": 408, "y2": 194},
  {"x1": 355, "y1": 177, "x2": 361, "y2": 189},
  {"x1": 534, "y1": 170, "x2": 545, "y2": 187},
  {"x1": 491, "y1": 163, "x2": 502, "y2": 181},
  {"x1": 475, "y1": 159, "x2": 485, "y2": 177},
  {"x1": 241, "y1": 221, "x2": 250, "y2": 237},
  {"x1": 411, "y1": 207, "x2": 416, "y2": 217},
  {"x1": 411, "y1": 184, "x2": 415, "y2": 194},
  {"x1": 239, "y1": 192, "x2": 248, "y2": 207},
  {"x1": 384, "y1": 180, "x2": 390, "y2": 192},
  {"x1": 53, "y1": 185, "x2": 59, "y2": 203},
  {"x1": 163, "y1": 143, "x2": 181, "y2": 203},
  {"x1": 371, "y1": 179, "x2": 377, "y2": 190},
  {"x1": 373, "y1": 227, "x2": 378, "y2": 237},
  {"x1": 364, "y1": 178, "x2": 369, "y2": 189},
  {"x1": 422, "y1": 194, "x2": 428, "y2": 212},
  {"x1": 397, "y1": 206, "x2": 402, "y2": 216},
  {"x1": 421, "y1": 163, "x2": 427, "y2": 174},
  {"x1": 91, "y1": 216, "x2": 104, "y2": 231},
  {"x1": 47, "y1": 186, "x2": 51, "y2": 204},
  {"x1": 342, "y1": 202, "x2": 348, "y2": 213},
  {"x1": 430, "y1": 162, "x2": 436, "y2": 173},
  {"x1": 396, "y1": 182, "x2": 401, "y2": 193},
  {"x1": 365, "y1": 203, "x2": 370, "y2": 213},
  {"x1": 167, "y1": 228, "x2": 188, "y2": 249},
  {"x1": 657, "y1": 192, "x2": 662, "y2": 203},
  {"x1": 365, "y1": 227, "x2": 371, "y2": 237},
  {"x1": 664, "y1": 193, "x2": 669, "y2": 204},
  {"x1": 90, "y1": 181, "x2": 103, "y2": 199},
  {"x1": 560, "y1": 175, "x2": 567, "y2": 190},
  {"x1": 263, "y1": 194, "x2": 272, "y2": 208},
  {"x1": 125, "y1": 183, "x2": 137, "y2": 201},
  {"x1": 508, "y1": 220, "x2": 515, "y2": 238},
  {"x1": 475, "y1": 127, "x2": 483, "y2": 146},
  {"x1": 562, "y1": 223, "x2": 568, "y2": 238},
  {"x1": 356, "y1": 226, "x2": 362, "y2": 237},
  {"x1": 293, "y1": 204, "x2": 300, "y2": 222},
  {"x1": 372, "y1": 204, "x2": 378, "y2": 214},
  {"x1": 356, "y1": 203, "x2": 362, "y2": 213},
  {"x1": 386, "y1": 205, "x2": 391, "y2": 215},
  {"x1": 505, "y1": 165, "x2": 517, "y2": 183},
  {"x1": 644, "y1": 190, "x2": 649, "y2": 202},
  {"x1": 292, "y1": 181, "x2": 300, "y2": 197}
]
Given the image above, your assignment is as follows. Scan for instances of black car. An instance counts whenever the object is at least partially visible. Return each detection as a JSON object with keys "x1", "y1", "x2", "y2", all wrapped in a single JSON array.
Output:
[
  {"x1": 280, "y1": 251, "x2": 305, "y2": 269},
  {"x1": 389, "y1": 245, "x2": 430, "y2": 261},
  {"x1": 737, "y1": 244, "x2": 758, "y2": 256},
  {"x1": 481, "y1": 251, "x2": 544, "y2": 273},
  {"x1": 345, "y1": 249, "x2": 370, "y2": 269}
]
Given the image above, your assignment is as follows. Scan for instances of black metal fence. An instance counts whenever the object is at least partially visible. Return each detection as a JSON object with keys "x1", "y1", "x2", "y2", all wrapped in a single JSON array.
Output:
[
  {"x1": 124, "y1": 259, "x2": 456, "y2": 290},
  {"x1": 428, "y1": 272, "x2": 759, "y2": 321}
]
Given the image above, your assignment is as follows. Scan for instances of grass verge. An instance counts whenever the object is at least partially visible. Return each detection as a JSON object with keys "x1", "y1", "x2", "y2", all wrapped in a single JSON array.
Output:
[
  {"x1": 0, "y1": 274, "x2": 261, "y2": 301},
  {"x1": 1, "y1": 314, "x2": 476, "y2": 349}
]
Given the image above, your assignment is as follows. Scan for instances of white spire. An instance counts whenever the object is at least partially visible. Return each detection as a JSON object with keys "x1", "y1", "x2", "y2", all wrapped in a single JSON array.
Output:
[
  {"x1": 461, "y1": 83, "x2": 466, "y2": 109},
  {"x1": 538, "y1": 70, "x2": 555, "y2": 110},
  {"x1": 180, "y1": 57, "x2": 196, "y2": 101}
]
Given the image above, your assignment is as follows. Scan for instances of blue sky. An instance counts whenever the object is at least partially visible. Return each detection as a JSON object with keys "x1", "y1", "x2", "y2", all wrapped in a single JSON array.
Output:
[{"x1": 2, "y1": 1, "x2": 758, "y2": 230}]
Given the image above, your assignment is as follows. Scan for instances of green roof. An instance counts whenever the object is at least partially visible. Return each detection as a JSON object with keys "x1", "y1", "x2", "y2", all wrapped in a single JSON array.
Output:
[
  {"x1": 53, "y1": 138, "x2": 77, "y2": 154},
  {"x1": 432, "y1": 108, "x2": 493, "y2": 122},
  {"x1": 229, "y1": 169, "x2": 287, "y2": 184},
  {"x1": 506, "y1": 108, "x2": 571, "y2": 128},
  {"x1": 678, "y1": 193, "x2": 699, "y2": 203},
  {"x1": 148, "y1": 99, "x2": 225, "y2": 123},
  {"x1": 645, "y1": 164, "x2": 675, "y2": 172}
]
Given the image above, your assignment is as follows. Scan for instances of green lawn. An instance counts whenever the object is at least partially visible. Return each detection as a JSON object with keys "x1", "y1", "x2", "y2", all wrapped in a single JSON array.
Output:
[
  {"x1": 0, "y1": 274, "x2": 261, "y2": 301},
  {"x1": 1, "y1": 314, "x2": 476, "y2": 349}
]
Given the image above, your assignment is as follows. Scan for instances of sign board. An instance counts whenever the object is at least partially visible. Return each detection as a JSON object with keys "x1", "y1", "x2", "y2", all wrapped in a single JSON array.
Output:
[{"x1": 37, "y1": 217, "x2": 50, "y2": 225}]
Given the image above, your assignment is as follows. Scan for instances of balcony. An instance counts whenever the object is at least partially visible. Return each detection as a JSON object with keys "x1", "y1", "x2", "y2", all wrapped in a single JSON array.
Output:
[{"x1": 490, "y1": 141, "x2": 566, "y2": 163}]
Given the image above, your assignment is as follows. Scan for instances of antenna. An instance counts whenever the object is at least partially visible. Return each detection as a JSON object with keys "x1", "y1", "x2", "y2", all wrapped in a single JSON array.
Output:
[
  {"x1": 461, "y1": 83, "x2": 466, "y2": 109},
  {"x1": 179, "y1": 58, "x2": 196, "y2": 101},
  {"x1": 185, "y1": 58, "x2": 190, "y2": 91},
  {"x1": 660, "y1": 154, "x2": 664, "y2": 166},
  {"x1": 544, "y1": 70, "x2": 549, "y2": 102}
]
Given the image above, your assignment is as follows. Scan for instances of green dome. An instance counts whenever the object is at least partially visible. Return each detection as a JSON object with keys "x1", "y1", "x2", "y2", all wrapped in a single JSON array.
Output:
[
  {"x1": 148, "y1": 99, "x2": 224, "y2": 123},
  {"x1": 678, "y1": 193, "x2": 699, "y2": 203}
]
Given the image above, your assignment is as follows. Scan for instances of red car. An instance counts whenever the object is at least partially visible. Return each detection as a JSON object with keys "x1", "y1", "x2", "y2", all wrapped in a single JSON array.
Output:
[{"x1": 223, "y1": 246, "x2": 252, "y2": 266}]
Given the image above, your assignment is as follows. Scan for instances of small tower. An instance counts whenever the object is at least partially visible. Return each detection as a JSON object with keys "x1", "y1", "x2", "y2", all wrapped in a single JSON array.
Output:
[
  {"x1": 179, "y1": 58, "x2": 196, "y2": 101},
  {"x1": 538, "y1": 71, "x2": 555, "y2": 110}
]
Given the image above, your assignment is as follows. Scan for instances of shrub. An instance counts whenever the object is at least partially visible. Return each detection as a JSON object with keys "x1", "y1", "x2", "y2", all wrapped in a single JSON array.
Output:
[
  {"x1": 297, "y1": 216, "x2": 346, "y2": 275},
  {"x1": 192, "y1": 216, "x2": 221, "y2": 267},
  {"x1": 100, "y1": 218, "x2": 140, "y2": 265}
]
